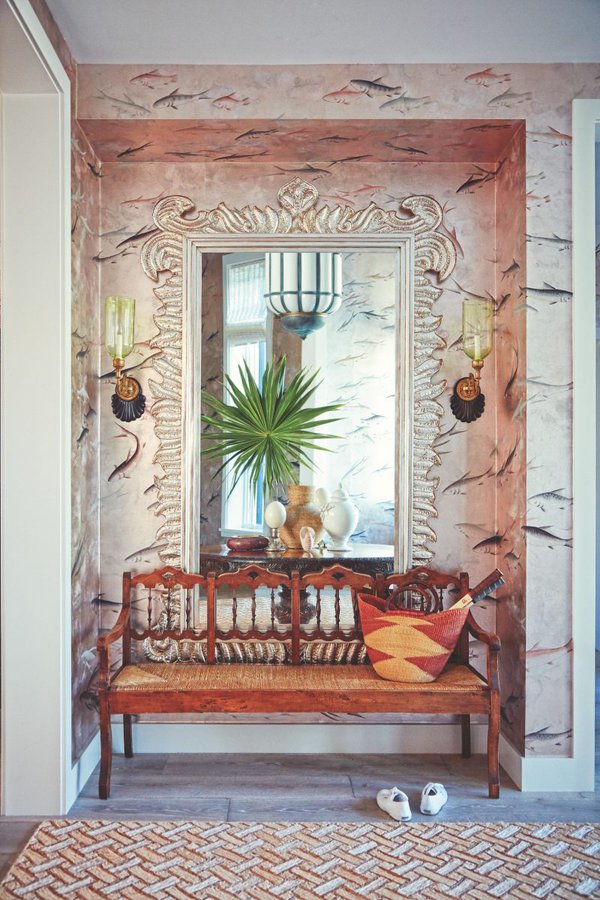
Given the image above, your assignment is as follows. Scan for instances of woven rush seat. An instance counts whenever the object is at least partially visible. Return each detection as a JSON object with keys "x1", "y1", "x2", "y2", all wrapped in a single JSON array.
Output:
[{"x1": 113, "y1": 661, "x2": 486, "y2": 693}]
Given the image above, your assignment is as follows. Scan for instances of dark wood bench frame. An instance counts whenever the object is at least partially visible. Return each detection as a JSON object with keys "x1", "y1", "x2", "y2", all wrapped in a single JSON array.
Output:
[{"x1": 97, "y1": 564, "x2": 501, "y2": 800}]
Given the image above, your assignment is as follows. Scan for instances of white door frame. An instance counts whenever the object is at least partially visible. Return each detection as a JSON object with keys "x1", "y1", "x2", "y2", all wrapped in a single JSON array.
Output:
[
  {"x1": 570, "y1": 99, "x2": 599, "y2": 792},
  {"x1": 0, "y1": 0, "x2": 84, "y2": 815}
]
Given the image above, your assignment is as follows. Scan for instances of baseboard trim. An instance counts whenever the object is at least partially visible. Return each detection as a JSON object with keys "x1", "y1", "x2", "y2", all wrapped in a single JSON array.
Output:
[
  {"x1": 499, "y1": 735, "x2": 523, "y2": 789},
  {"x1": 67, "y1": 732, "x2": 100, "y2": 809},
  {"x1": 498, "y1": 735, "x2": 595, "y2": 793},
  {"x1": 114, "y1": 721, "x2": 489, "y2": 756},
  {"x1": 520, "y1": 754, "x2": 595, "y2": 793}
]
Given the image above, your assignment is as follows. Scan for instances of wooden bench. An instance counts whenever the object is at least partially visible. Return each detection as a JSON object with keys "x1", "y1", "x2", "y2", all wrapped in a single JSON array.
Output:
[{"x1": 97, "y1": 564, "x2": 501, "y2": 799}]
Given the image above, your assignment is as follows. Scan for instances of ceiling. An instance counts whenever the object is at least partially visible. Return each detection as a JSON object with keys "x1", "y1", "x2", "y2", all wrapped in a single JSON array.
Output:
[{"x1": 44, "y1": 0, "x2": 600, "y2": 66}]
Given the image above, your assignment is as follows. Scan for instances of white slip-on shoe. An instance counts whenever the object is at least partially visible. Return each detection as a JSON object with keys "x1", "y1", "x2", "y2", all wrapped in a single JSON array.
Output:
[
  {"x1": 420, "y1": 782, "x2": 448, "y2": 815},
  {"x1": 376, "y1": 786, "x2": 412, "y2": 821}
]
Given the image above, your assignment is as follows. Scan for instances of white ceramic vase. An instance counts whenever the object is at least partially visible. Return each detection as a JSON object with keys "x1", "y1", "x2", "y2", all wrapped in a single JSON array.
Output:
[{"x1": 316, "y1": 483, "x2": 359, "y2": 552}]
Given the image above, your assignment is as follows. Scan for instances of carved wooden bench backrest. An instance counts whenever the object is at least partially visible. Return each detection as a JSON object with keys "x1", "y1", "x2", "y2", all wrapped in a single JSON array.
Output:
[{"x1": 124, "y1": 563, "x2": 469, "y2": 665}]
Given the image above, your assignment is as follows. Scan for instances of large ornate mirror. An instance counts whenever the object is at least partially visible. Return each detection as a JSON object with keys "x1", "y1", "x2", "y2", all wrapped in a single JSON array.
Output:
[{"x1": 140, "y1": 178, "x2": 456, "y2": 573}]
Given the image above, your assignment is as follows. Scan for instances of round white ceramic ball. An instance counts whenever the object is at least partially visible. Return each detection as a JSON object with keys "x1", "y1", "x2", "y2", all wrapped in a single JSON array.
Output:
[{"x1": 264, "y1": 500, "x2": 287, "y2": 529}]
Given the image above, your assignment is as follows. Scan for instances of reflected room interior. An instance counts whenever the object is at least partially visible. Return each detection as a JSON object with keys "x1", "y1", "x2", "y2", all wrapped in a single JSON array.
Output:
[{"x1": 199, "y1": 250, "x2": 398, "y2": 556}]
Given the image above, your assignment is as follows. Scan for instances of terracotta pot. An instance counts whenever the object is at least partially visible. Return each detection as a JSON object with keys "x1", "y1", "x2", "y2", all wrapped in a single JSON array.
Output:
[{"x1": 279, "y1": 485, "x2": 324, "y2": 550}]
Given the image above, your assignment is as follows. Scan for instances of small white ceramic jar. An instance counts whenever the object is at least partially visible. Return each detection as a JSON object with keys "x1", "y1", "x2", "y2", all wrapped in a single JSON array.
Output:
[{"x1": 319, "y1": 483, "x2": 359, "y2": 552}]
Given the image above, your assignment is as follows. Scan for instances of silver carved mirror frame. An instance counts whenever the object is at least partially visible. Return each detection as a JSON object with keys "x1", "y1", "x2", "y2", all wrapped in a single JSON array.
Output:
[{"x1": 140, "y1": 177, "x2": 456, "y2": 573}]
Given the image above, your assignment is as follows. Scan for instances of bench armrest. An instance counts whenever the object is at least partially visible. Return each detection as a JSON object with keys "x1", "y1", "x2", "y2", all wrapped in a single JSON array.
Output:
[
  {"x1": 97, "y1": 607, "x2": 130, "y2": 688},
  {"x1": 466, "y1": 611, "x2": 501, "y2": 691},
  {"x1": 466, "y1": 612, "x2": 501, "y2": 651}
]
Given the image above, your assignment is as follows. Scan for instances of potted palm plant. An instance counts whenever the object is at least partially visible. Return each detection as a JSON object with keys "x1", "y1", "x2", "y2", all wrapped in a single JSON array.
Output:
[{"x1": 200, "y1": 356, "x2": 342, "y2": 548}]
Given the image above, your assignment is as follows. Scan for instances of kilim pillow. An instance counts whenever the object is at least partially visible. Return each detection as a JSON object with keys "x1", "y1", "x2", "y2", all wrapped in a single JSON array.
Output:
[{"x1": 357, "y1": 593, "x2": 469, "y2": 683}]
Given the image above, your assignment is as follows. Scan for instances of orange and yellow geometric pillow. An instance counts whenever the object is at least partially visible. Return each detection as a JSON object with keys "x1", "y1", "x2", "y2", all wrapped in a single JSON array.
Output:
[{"x1": 357, "y1": 593, "x2": 469, "y2": 683}]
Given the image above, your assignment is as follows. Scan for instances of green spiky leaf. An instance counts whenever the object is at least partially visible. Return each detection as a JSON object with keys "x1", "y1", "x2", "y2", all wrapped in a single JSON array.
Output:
[{"x1": 201, "y1": 357, "x2": 342, "y2": 497}]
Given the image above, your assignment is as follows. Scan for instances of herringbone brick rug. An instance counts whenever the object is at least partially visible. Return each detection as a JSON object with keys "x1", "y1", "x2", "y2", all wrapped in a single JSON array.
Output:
[{"x1": 1, "y1": 819, "x2": 598, "y2": 898}]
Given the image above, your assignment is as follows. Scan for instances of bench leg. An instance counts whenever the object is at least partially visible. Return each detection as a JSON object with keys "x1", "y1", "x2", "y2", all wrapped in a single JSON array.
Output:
[
  {"x1": 488, "y1": 694, "x2": 501, "y2": 799},
  {"x1": 98, "y1": 692, "x2": 112, "y2": 800},
  {"x1": 123, "y1": 715, "x2": 133, "y2": 758},
  {"x1": 460, "y1": 715, "x2": 471, "y2": 758}
]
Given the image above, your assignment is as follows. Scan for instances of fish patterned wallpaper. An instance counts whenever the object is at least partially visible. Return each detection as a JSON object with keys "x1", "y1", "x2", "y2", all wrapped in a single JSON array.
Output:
[
  {"x1": 70, "y1": 123, "x2": 102, "y2": 761},
  {"x1": 68, "y1": 60, "x2": 600, "y2": 760}
]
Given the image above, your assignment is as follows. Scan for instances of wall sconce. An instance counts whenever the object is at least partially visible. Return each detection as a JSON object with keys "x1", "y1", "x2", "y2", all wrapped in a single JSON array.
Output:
[
  {"x1": 104, "y1": 295, "x2": 146, "y2": 422},
  {"x1": 450, "y1": 298, "x2": 494, "y2": 423},
  {"x1": 264, "y1": 252, "x2": 342, "y2": 339}
]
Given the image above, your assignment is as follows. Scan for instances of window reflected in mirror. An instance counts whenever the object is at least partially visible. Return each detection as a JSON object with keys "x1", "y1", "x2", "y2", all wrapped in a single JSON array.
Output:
[{"x1": 200, "y1": 250, "x2": 397, "y2": 551}]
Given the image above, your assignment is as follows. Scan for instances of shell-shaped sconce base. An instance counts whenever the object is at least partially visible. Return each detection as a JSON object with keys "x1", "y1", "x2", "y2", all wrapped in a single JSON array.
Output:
[
  {"x1": 450, "y1": 384, "x2": 485, "y2": 423},
  {"x1": 111, "y1": 385, "x2": 146, "y2": 422}
]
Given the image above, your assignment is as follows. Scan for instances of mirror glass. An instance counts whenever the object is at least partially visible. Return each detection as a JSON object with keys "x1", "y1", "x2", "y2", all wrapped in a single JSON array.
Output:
[{"x1": 199, "y1": 249, "x2": 397, "y2": 551}]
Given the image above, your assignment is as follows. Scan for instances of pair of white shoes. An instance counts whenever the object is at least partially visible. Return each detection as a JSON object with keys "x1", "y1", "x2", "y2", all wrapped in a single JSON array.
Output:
[{"x1": 376, "y1": 783, "x2": 448, "y2": 821}]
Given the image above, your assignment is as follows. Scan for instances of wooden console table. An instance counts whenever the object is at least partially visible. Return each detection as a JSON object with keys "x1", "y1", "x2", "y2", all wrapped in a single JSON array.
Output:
[
  {"x1": 199, "y1": 543, "x2": 395, "y2": 622},
  {"x1": 199, "y1": 543, "x2": 395, "y2": 576}
]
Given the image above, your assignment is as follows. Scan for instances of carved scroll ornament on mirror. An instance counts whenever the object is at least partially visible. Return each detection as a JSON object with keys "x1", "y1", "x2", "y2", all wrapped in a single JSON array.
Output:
[{"x1": 140, "y1": 178, "x2": 456, "y2": 577}]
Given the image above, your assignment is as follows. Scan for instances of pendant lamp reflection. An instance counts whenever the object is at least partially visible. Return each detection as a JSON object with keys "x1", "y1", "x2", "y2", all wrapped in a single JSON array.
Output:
[
  {"x1": 104, "y1": 295, "x2": 146, "y2": 422},
  {"x1": 450, "y1": 298, "x2": 494, "y2": 423},
  {"x1": 265, "y1": 252, "x2": 342, "y2": 339}
]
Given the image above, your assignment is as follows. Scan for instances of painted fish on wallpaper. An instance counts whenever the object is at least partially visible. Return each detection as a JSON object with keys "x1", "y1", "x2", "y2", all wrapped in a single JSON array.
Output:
[
  {"x1": 528, "y1": 488, "x2": 572, "y2": 511},
  {"x1": 526, "y1": 126, "x2": 572, "y2": 147},
  {"x1": 464, "y1": 67, "x2": 511, "y2": 86},
  {"x1": 526, "y1": 191, "x2": 551, "y2": 209},
  {"x1": 521, "y1": 525, "x2": 572, "y2": 548},
  {"x1": 212, "y1": 93, "x2": 251, "y2": 110},
  {"x1": 317, "y1": 134, "x2": 358, "y2": 143},
  {"x1": 216, "y1": 150, "x2": 270, "y2": 161},
  {"x1": 108, "y1": 425, "x2": 141, "y2": 482},
  {"x1": 522, "y1": 283, "x2": 573, "y2": 304},
  {"x1": 120, "y1": 191, "x2": 168, "y2": 209},
  {"x1": 487, "y1": 87, "x2": 533, "y2": 106},
  {"x1": 236, "y1": 127, "x2": 280, "y2": 140},
  {"x1": 322, "y1": 84, "x2": 365, "y2": 104},
  {"x1": 334, "y1": 154, "x2": 373, "y2": 163},
  {"x1": 337, "y1": 184, "x2": 386, "y2": 197},
  {"x1": 87, "y1": 162, "x2": 102, "y2": 178},
  {"x1": 153, "y1": 88, "x2": 212, "y2": 109},
  {"x1": 116, "y1": 142, "x2": 153, "y2": 158},
  {"x1": 130, "y1": 69, "x2": 178, "y2": 88},
  {"x1": 442, "y1": 467, "x2": 493, "y2": 495},
  {"x1": 96, "y1": 89, "x2": 151, "y2": 114},
  {"x1": 335, "y1": 352, "x2": 367, "y2": 365},
  {"x1": 165, "y1": 151, "x2": 212, "y2": 159},
  {"x1": 501, "y1": 259, "x2": 520, "y2": 279},
  {"x1": 379, "y1": 92, "x2": 432, "y2": 112},
  {"x1": 456, "y1": 159, "x2": 505, "y2": 193},
  {"x1": 448, "y1": 278, "x2": 496, "y2": 306},
  {"x1": 384, "y1": 142, "x2": 428, "y2": 155},
  {"x1": 525, "y1": 233, "x2": 573, "y2": 251},
  {"x1": 92, "y1": 248, "x2": 132, "y2": 264},
  {"x1": 526, "y1": 638, "x2": 573, "y2": 659},
  {"x1": 115, "y1": 226, "x2": 160, "y2": 250},
  {"x1": 349, "y1": 77, "x2": 403, "y2": 97},
  {"x1": 504, "y1": 352, "x2": 519, "y2": 399},
  {"x1": 76, "y1": 426, "x2": 90, "y2": 445},
  {"x1": 525, "y1": 726, "x2": 572, "y2": 747},
  {"x1": 272, "y1": 163, "x2": 333, "y2": 176},
  {"x1": 124, "y1": 541, "x2": 169, "y2": 563},
  {"x1": 472, "y1": 532, "x2": 507, "y2": 553},
  {"x1": 464, "y1": 123, "x2": 513, "y2": 132}
]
